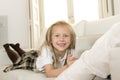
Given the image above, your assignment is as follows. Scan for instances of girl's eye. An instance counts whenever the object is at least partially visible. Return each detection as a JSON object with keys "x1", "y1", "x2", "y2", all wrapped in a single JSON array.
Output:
[
  {"x1": 64, "y1": 35, "x2": 69, "y2": 37},
  {"x1": 55, "y1": 35, "x2": 59, "y2": 37}
]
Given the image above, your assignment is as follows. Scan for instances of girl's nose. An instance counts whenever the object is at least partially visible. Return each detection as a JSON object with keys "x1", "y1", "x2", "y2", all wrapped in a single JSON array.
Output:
[{"x1": 60, "y1": 36, "x2": 64, "y2": 41}]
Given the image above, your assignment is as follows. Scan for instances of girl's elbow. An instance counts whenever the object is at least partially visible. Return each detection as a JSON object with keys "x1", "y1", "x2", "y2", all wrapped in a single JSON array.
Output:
[
  {"x1": 46, "y1": 73, "x2": 56, "y2": 78},
  {"x1": 46, "y1": 73, "x2": 51, "y2": 77}
]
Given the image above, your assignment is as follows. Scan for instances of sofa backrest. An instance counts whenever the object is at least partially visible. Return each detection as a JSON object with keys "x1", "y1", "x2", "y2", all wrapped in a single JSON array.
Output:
[{"x1": 73, "y1": 14, "x2": 120, "y2": 37}]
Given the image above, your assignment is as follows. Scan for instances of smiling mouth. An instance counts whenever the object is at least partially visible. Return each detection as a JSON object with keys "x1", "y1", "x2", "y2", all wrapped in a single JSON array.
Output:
[{"x1": 57, "y1": 43, "x2": 66, "y2": 47}]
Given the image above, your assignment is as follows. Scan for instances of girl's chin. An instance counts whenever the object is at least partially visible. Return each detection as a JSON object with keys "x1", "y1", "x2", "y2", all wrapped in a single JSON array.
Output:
[
  {"x1": 55, "y1": 46, "x2": 68, "y2": 51},
  {"x1": 56, "y1": 48, "x2": 67, "y2": 52}
]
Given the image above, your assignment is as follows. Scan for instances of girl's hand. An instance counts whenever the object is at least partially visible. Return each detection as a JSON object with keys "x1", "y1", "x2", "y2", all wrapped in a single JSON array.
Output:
[{"x1": 66, "y1": 54, "x2": 77, "y2": 66}]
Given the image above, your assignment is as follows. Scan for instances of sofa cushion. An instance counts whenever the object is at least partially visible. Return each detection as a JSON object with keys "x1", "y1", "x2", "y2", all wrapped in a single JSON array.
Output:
[
  {"x1": 74, "y1": 34, "x2": 102, "y2": 58},
  {"x1": 74, "y1": 15, "x2": 120, "y2": 36},
  {"x1": 73, "y1": 20, "x2": 87, "y2": 36}
]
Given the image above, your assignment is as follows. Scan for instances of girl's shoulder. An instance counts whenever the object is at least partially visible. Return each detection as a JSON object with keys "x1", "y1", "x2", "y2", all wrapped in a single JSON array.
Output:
[
  {"x1": 41, "y1": 46, "x2": 50, "y2": 51},
  {"x1": 40, "y1": 46, "x2": 52, "y2": 56}
]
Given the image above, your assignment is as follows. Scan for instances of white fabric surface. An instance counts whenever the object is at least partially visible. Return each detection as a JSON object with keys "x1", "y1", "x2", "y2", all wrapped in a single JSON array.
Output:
[
  {"x1": 55, "y1": 22, "x2": 120, "y2": 80},
  {"x1": 0, "y1": 65, "x2": 55, "y2": 80},
  {"x1": 73, "y1": 14, "x2": 120, "y2": 36},
  {"x1": 109, "y1": 47, "x2": 120, "y2": 80},
  {"x1": 75, "y1": 34, "x2": 102, "y2": 58}
]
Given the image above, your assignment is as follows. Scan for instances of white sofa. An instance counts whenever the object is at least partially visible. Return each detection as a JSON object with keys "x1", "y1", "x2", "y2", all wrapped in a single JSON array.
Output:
[
  {"x1": 1, "y1": 15, "x2": 120, "y2": 80},
  {"x1": 74, "y1": 14, "x2": 120, "y2": 58}
]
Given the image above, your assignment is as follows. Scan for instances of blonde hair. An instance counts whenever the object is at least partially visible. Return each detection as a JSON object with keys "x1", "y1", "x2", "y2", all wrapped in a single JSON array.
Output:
[{"x1": 38, "y1": 21, "x2": 76, "y2": 64}]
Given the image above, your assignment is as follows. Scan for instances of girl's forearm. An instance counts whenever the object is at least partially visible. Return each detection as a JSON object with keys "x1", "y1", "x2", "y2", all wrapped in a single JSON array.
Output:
[{"x1": 46, "y1": 65, "x2": 68, "y2": 77}]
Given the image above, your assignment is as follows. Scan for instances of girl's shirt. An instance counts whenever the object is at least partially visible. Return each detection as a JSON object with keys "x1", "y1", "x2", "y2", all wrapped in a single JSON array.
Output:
[{"x1": 36, "y1": 46, "x2": 75, "y2": 72}]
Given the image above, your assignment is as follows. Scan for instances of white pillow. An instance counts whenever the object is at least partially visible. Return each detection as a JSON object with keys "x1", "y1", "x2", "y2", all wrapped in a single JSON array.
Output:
[{"x1": 74, "y1": 34, "x2": 102, "y2": 58}]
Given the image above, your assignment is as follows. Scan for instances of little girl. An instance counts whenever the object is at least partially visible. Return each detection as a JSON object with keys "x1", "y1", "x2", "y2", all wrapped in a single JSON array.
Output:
[{"x1": 36, "y1": 21, "x2": 77, "y2": 77}]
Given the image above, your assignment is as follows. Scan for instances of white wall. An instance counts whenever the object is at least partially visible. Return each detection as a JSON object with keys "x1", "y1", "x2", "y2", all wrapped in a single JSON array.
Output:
[{"x1": 0, "y1": 0, "x2": 29, "y2": 49}]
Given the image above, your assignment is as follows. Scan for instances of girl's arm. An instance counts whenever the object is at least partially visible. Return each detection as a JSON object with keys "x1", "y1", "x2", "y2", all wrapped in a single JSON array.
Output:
[
  {"x1": 44, "y1": 54, "x2": 77, "y2": 78},
  {"x1": 44, "y1": 64, "x2": 68, "y2": 77}
]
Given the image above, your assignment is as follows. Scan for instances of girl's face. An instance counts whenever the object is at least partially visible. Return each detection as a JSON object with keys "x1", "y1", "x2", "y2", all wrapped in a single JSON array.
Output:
[{"x1": 51, "y1": 25, "x2": 71, "y2": 55}]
